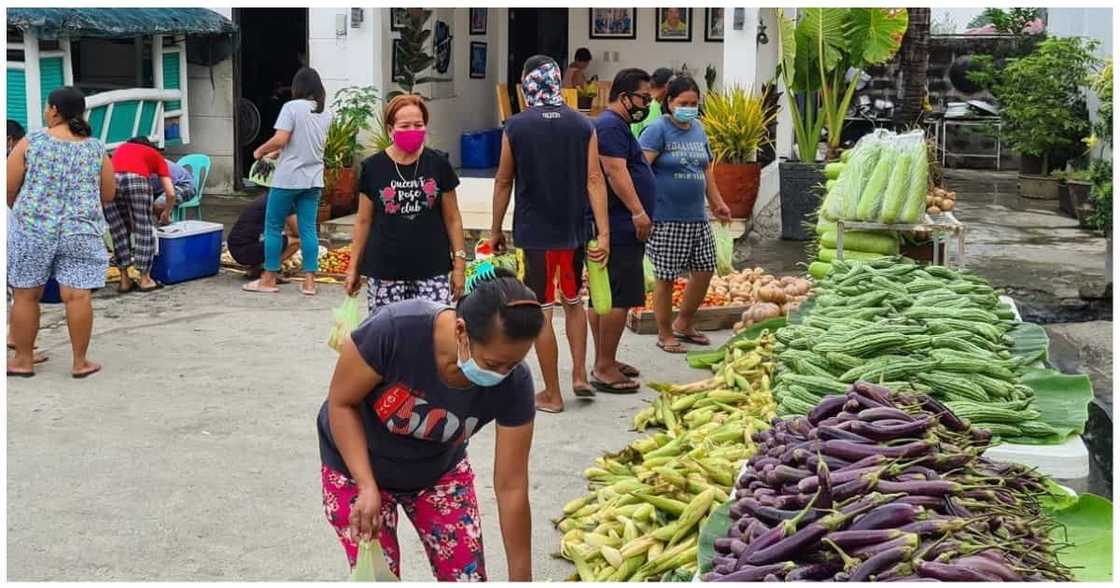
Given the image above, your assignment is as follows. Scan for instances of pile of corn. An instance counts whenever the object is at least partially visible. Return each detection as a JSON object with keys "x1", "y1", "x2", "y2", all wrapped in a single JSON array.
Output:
[{"x1": 555, "y1": 334, "x2": 779, "y2": 581}]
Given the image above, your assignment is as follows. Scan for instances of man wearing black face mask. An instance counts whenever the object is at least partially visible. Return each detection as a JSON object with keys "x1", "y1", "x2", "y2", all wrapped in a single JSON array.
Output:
[{"x1": 587, "y1": 68, "x2": 656, "y2": 394}]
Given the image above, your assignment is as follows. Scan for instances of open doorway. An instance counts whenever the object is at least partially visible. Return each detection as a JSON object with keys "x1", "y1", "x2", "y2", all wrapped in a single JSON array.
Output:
[
  {"x1": 232, "y1": 7, "x2": 308, "y2": 188},
  {"x1": 507, "y1": 9, "x2": 568, "y2": 114}
]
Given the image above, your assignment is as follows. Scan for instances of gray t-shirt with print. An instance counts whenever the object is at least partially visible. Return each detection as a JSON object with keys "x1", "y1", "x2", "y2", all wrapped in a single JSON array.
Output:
[{"x1": 271, "y1": 99, "x2": 332, "y2": 189}]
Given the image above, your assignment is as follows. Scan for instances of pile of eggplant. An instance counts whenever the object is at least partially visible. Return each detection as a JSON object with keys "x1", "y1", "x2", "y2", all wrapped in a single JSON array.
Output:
[{"x1": 704, "y1": 381, "x2": 1073, "y2": 582}]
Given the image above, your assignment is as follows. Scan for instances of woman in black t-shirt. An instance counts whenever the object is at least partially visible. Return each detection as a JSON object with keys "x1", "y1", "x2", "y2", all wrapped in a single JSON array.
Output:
[{"x1": 345, "y1": 95, "x2": 468, "y2": 313}]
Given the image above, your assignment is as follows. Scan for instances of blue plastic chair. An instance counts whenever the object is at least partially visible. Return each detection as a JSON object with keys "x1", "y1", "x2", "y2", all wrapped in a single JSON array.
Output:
[{"x1": 172, "y1": 154, "x2": 211, "y2": 222}]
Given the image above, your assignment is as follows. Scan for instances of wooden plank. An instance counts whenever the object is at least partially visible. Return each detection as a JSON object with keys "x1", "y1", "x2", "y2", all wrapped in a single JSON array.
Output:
[{"x1": 626, "y1": 305, "x2": 749, "y2": 335}]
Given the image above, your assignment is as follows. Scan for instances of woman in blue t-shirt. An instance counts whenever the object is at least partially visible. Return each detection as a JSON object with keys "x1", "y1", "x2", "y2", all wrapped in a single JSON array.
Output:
[
  {"x1": 638, "y1": 76, "x2": 732, "y2": 354},
  {"x1": 318, "y1": 270, "x2": 543, "y2": 580}
]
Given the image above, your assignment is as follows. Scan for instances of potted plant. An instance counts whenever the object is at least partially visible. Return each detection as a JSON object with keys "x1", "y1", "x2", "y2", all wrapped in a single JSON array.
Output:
[
  {"x1": 971, "y1": 36, "x2": 1099, "y2": 199},
  {"x1": 700, "y1": 85, "x2": 776, "y2": 218},
  {"x1": 389, "y1": 9, "x2": 436, "y2": 99},
  {"x1": 322, "y1": 86, "x2": 382, "y2": 219},
  {"x1": 774, "y1": 8, "x2": 908, "y2": 239},
  {"x1": 1052, "y1": 169, "x2": 1092, "y2": 219},
  {"x1": 576, "y1": 81, "x2": 597, "y2": 110}
]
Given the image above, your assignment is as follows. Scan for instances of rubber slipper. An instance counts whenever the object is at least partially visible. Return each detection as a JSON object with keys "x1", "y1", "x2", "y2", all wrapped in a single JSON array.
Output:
[
  {"x1": 536, "y1": 404, "x2": 564, "y2": 414},
  {"x1": 301, "y1": 286, "x2": 318, "y2": 296},
  {"x1": 72, "y1": 365, "x2": 102, "y2": 379},
  {"x1": 242, "y1": 280, "x2": 279, "y2": 294},
  {"x1": 573, "y1": 386, "x2": 596, "y2": 398},
  {"x1": 657, "y1": 340, "x2": 689, "y2": 354},
  {"x1": 33, "y1": 352, "x2": 48, "y2": 365},
  {"x1": 591, "y1": 377, "x2": 640, "y2": 394},
  {"x1": 673, "y1": 331, "x2": 711, "y2": 346},
  {"x1": 7, "y1": 370, "x2": 34, "y2": 378},
  {"x1": 617, "y1": 362, "x2": 640, "y2": 378},
  {"x1": 137, "y1": 282, "x2": 164, "y2": 293}
]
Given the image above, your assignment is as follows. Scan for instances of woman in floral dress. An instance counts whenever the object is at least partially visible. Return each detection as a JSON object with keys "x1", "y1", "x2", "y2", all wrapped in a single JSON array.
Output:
[
  {"x1": 344, "y1": 94, "x2": 468, "y2": 314},
  {"x1": 7, "y1": 87, "x2": 116, "y2": 378},
  {"x1": 319, "y1": 270, "x2": 542, "y2": 580}
]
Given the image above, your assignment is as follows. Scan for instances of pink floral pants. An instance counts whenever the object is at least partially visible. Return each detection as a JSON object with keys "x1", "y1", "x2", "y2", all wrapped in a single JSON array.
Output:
[{"x1": 321, "y1": 459, "x2": 486, "y2": 581}]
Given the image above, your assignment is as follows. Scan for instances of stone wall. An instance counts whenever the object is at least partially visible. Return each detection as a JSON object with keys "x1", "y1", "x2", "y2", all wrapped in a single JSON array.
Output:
[{"x1": 863, "y1": 34, "x2": 1039, "y2": 170}]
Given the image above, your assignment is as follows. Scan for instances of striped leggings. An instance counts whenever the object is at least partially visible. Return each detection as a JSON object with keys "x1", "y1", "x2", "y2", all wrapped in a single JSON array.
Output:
[{"x1": 104, "y1": 172, "x2": 157, "y2": 275}]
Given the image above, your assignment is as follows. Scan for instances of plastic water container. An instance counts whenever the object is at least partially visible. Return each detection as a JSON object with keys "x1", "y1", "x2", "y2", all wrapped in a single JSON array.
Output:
[
  {"x1": 484, "y1": 128, "x2": 502, "y2": 165},
  {"x1": 460, "y1": 131, "x2": 493, "y2": 169},
  {"x1": 150, "y1": 220, "x2": 224, "y2": 285}
]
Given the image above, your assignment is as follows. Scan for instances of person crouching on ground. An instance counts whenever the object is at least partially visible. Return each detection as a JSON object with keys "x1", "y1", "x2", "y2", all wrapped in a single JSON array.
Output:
[
  {"x1": 587, "y1": 68, "x2": 657, "y2": 393},
  {"x1": 105, "y1": 136, "x2": 178, "y2": 293},
  {"x1": 345, "y1": 94, "x2": 468, "y2": 312},
  {"x1": 639, "y1": 75, "x2": 732, "y2": 353},
  {"x1": 7, "y1": 87, "x2": 116, "y2": 378},
  {"x1": 151, "y1": 157, "x2": 195, "y2": 219},
  {"x1": 226, "y1": 194, "x2": 302, "y2": 279},
  {"x1": 243, "y1": 67, "x2": 331, "y2": 296},
  {"x1": 319, "y1": 269, "x2": 541, "y2": 581},
  {"x1": 490, "y1": 55, "x2": 611, "y2": 412}
]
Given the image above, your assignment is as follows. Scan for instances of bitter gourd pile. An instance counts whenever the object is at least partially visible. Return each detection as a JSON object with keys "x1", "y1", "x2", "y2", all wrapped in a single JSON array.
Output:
[{"x1": 772, "y1": 257, "x2": 1060, "y2": 441}]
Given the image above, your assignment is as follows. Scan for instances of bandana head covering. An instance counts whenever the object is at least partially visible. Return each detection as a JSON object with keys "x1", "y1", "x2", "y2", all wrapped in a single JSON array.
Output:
[{"x1": 522, "y1": 61, "x2": 565, "y2": 108}]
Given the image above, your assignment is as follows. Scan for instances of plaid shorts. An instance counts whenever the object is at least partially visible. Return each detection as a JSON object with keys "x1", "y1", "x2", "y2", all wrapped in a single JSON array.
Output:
[{"x1": 647, "y1": 221, "x2": 716, "y2": 281}]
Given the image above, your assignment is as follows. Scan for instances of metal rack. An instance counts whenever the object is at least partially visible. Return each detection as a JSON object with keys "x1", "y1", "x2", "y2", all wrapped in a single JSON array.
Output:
[
  {"x1": 835, "y1": 212, "x2": 966, "y2": 267},
  {"x1": 940, "y1": 117, "x2": 1002, "y2": 170}
]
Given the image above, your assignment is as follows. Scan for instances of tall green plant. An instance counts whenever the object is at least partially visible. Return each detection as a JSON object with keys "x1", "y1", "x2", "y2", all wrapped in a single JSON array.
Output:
[
  {"x1": 390, "y1": 9, "x2": 436, "y2": 99},
  {"x1": 701, "y1": 86, "x2": 776, "y2": 164},
  {"x1": 982, "y1": 36, "x2": 1100, "y2": 174},
  {"x1": 324, "y1": 86, "x2": 382, "y2": 170},
  {"x1": 777, "y1": 8, "x2": 908, "y2": 162}
]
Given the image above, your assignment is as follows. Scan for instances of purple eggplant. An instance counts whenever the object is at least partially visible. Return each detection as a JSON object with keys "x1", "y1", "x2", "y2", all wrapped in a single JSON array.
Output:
[
  {"x1": 896, "y1": 495, "x2": 943, "y2": 508},
  {"x1": 836, "y1": 453, "x2": 888, "y2": 472},
  {"x1": 917, "y1": 396, "x2": 968, "y2": 431},
  {"x1": 953, "y1": 555, "x2": 1022, "y2": 581},
  {"x1": 849, "y1": 502, "x2": 921, "y2": 530},
  {"x1": 801, "y1": 450, "x2": 849, "y2": 471},
  {"x1": 744, "y1": 495, "x2": 893, "y2": 566},
  {"x1": 809, "y1": 395, "x2": 848, "y2": 424},
  {"x1": 853, "y1": 381, "x2": 894, "y2": 405},
  {"x1": 819, "y1": 425, "x2": 876, "y2": 443},
  {"x1": 798, "y1": 464, "x2": 887, "y2": 493},
  {"x1": 876, "y1": 479, "x2": 962, "y2": 496},
  {"x1": 850, "y1": 545, "x2": 913, "y2": 582},
  {"x1": 915, "y1": 560, "x2": 1001, "y2": 582},
  {"x1": 899, "y1": 518, "x2": 967, "y2": 536},
  {"x1": 883, "y1": 576, "x2": 942, "y2": 582},
  {"x1": 850, "y1": 533, "x2": 919, "y2": 558},
  {"x1": 740, "y1": 498, "x2": 807, "y2": 526},
  {"x1": 850, "y1": 417, "x2": 933, "y2": 441},
  {"x1": 736, "y1": 524, "x2": 786, "y2": 566},
  {"x1": 714, "y1": 537, "x2": 734, "y2": 554},
  {"x1": 832, "y1": 471, "x2": 882, "y2": 501},
  {"x1": 785, "y1": 561, "x2": 842, "y2": 581},
  {"x1": 824, "y1": 529, "x2": 902, "y2": 548},
  {"x1": 751, "y1": 455, "x2": 780, "y2": 469},
  {"x1": 821, "y1": 439, "x2": 931, "y2": 461},
  {"x1": 858, "y1": 406, "x2": 915, "y2": 422}
]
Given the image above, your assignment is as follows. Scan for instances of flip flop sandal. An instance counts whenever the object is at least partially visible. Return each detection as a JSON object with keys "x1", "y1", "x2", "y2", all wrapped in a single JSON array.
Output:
[
  {"x1": 72, "y1": 365, "x2": 102, "y2": 379},
  {"x1": 535, "y1": 404, "x2": 564, "y2": 414},
  {"x1": 242, "y1": 280, "x2": 279, "y2": 294},
  {"x1": 657, "y1": 340, "x2": 689, "y2": 354},
  {"x1": 137, "y1": 282, "x2": 165, "y2": 293},
  {"x1": 591, "y1": 377, "x2": 641, "y2": 394},
  {"x1": 7, "y1": 370, "x2": 34, "y2": 378},
  {"x1": 573, "y1": 386, "x2": 596, "y2": 398},
  {"x1": 617, "y1": 362, "x2": 640, "y2": 378},
  {"x1": 301, "y1": 286, "x2": 318, "y2": 296},
  {"x1": 673, "y1": 331, "x2": 711, "y2": 346}
]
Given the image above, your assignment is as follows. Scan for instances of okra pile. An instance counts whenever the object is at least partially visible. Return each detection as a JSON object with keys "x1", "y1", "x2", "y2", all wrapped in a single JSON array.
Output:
[
  {"x1": 556, "y1": 334, "x2": 779, "y2": 582},
  {"x1": 705, "y1": 381, "x2": 1073, "y2": 582},
  {"x1": 774, "y1": 257, "x2": 1058, "y2": 441}
]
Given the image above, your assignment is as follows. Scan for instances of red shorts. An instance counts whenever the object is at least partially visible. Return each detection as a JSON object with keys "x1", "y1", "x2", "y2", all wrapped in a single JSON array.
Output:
[{"x1": 521, "y1": 248, "x2": 586, "y2": 308}]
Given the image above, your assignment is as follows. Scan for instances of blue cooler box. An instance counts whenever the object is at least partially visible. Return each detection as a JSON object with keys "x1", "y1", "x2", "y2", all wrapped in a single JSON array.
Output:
[{"x1": 151, "y1": 221, "x2": 224, "y2": 285}]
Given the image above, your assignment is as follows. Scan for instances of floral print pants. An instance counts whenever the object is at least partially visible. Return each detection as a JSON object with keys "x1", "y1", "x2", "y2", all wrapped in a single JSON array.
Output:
[
  {"x1": 366, "y1": 275, "x2": 452, "y2": 315},
  {"x1": 321, "y1": 459, "x2": 486, "y2": 581}
]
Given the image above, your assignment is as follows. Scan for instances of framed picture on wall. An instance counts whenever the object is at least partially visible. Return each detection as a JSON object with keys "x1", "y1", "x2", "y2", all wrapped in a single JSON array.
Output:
[
  {"x1": 390, "y1": 8, "x2": 408, "y2": 31},
  {"x1": 470, "y1": 42, "x2": 487, "y2": 79},
  {"x1": 470, "y1": 8, "x2": 487, "y2": 35},
  {"x1": 705, "y1": 7, "x2": 724, "y2": 42},
  {"x1": 656, "y1": 8, "x2": 692, "y2": 42},
  {"x1": 391, "y1": 39, "x2": 406, "y2": 83},
  {"x1": 589, "y1": 8, "x2": 637, "y2": 40}
]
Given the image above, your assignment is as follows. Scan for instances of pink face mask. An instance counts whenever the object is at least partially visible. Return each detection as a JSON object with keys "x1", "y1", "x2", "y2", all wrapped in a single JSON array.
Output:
[{"x1": 392, "y1": 129, "x2": 426, "y2": 153}]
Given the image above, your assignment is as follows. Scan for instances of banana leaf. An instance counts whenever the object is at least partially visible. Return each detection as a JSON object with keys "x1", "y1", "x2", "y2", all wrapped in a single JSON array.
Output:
[
  {"x1": 686, "y1": 317, "x2": 788, "y2": 369},
  {"x1": 1008, "y1": 321, "x2": 1050, "y2": 365},
  {"x1": 1048, "y1": 493, "x2": 1113, "y2": 581},
  {"x1": 1001, "y1": 367, "x2": 1094, "y2": 445},
  {"x1": 697, "y1": 500, "x2": 733, "y2": 574}
]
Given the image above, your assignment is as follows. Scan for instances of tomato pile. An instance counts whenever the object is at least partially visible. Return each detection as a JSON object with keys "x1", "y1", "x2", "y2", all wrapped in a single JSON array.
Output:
[
  {"x1": 319, "y1": 245, "x2": 352, "y2": 275},
  {"x1": 641, "y1": 280, "x2": 730, "y2": 310}
]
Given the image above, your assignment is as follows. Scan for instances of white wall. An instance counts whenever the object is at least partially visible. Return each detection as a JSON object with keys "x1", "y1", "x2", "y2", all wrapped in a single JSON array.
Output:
[
  {"x1": 1047, "y1": 8, "x2": 1113, "y2": 56},
  {"x1": 567, "y1": 8, "x2": 725, "y2": 88},
  {"x1": 309, "y1": 8, "x2": 384, "y2": 101}
]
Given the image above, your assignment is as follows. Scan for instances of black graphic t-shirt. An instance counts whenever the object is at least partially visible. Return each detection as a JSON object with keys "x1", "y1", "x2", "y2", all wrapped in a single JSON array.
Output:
[
  {"x1": 317, "y1": 299, "x2": 535, "y2": 492},
  {"x1": 358, "y1": 149, "x2": 460, "y2": 280}
]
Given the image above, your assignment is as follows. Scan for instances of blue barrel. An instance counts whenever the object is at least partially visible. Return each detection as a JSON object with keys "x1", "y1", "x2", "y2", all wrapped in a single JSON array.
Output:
[
  {"x1": 484, "y1": 128, "x2": 503, "y2": 166},
  {"x1": 460, "y1": 131, "x2": 492, "y2": 169}
]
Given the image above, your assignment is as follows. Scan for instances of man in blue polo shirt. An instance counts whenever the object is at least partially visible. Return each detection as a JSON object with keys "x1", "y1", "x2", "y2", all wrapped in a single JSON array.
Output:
[
  {"x1": 589, "y1": 68, "x2": 656, "y2": 394},
  {"x1": 491, "y1": 55, "x2": 611, "y2": 413}
]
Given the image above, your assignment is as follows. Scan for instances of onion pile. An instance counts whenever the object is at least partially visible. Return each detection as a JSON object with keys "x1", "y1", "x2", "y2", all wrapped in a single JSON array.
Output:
[
  {"x1": 731, "y1": 275, "x2": 813, "y2": 331},
  {"x1": 704, "y1": 381, "x2": 1073, "y2": 582}
]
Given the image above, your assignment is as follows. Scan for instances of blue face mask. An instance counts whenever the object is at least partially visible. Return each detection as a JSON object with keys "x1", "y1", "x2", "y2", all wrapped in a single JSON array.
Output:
[
  {"x1": 672, "y1": 106, "x2": 699, "y2": 123},
  {"x1": 457, "y1": 338, "x2": 509, "y2": 387}
]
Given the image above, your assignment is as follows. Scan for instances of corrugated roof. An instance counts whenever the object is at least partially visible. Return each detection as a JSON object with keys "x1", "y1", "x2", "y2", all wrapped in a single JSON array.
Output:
[{"x1": 6, "y1": 8, "x2": 237, "y2": 39}]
